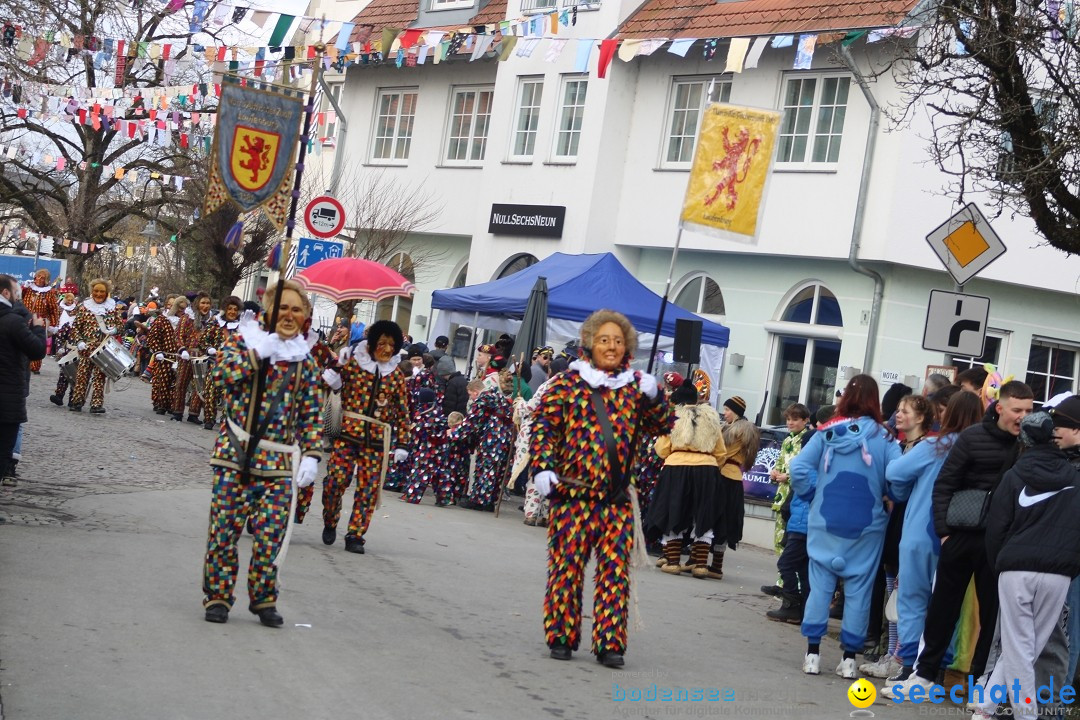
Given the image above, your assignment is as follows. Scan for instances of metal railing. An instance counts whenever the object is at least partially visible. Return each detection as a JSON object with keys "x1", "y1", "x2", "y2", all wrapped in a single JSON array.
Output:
[{"x1": 520, "y1": 0, "x2": 600, "y2": 14}]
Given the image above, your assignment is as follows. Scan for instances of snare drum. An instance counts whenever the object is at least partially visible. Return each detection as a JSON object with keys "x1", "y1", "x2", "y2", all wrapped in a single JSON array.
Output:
[
  {"x1": 57, "y1": 351, "x2": 80, "y2": 382},
  {"x1": 191, "y1": 357, "x2": 211, "y2": 399},
  {"x1": 89, "y1": 337, "x2": 136, "y2": 382}
]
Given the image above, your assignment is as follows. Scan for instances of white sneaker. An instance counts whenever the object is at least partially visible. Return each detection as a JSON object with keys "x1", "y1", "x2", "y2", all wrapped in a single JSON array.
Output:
[
  {"x1": 970, "y1": 712, "x2": 995, "y2": 720},
  {"x1": 802, "y1": 653, "x2": 821, "y2": 675},
  {"x1": 881, "y1": 673, "x2": 934, "y2": 700},
  {"x1": 859, "y1": 654, "x2": 902, "y2": 679},
  {"x1": 835, "y1": 657, "x2": 858, "y2": 679}
]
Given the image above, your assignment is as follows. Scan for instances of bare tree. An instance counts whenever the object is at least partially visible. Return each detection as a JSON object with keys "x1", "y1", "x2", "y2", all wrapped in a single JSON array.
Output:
[{"x1": 882, "y1": 1, "x2": 1080, "y2": 256}]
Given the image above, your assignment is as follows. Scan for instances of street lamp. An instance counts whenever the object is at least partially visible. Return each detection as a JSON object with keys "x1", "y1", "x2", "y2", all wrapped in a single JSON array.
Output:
[{"x1": 139, "y1": 219, "x2": 160, "y2": 301}]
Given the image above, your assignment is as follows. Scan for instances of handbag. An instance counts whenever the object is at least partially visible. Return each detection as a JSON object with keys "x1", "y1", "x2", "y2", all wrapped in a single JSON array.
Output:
[{"x1": 945, "y1": 488, "x2": 993, "y2": 530}]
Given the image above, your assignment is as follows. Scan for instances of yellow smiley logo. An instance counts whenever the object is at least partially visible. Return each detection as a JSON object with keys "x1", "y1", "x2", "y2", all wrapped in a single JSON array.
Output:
[{"x1": 848, "y1": 678, "x2": 876, "y2": 708}]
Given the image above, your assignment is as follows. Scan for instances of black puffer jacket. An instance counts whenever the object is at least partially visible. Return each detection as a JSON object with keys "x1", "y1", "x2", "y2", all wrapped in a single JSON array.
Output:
[
  {"x1": 931, "y1": 404, "x2": 1020, "y2": 536},
  {"x1": 985, "y1": 444, "x2": 1080, "y2": 576},
  {"x1": 442, "y1": 371, "x2": 469, "y2": 416},
  {"x1": 0, "y1": 300, "x2": 47, "y2": 424}
]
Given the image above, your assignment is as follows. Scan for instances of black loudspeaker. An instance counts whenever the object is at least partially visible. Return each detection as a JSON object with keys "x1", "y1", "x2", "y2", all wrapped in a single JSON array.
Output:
[{"x1": 673, "y1": 319, "x2": 702, "y2": 364}]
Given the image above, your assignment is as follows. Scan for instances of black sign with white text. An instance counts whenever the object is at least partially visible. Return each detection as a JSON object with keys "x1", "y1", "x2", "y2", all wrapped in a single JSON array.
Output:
[{"x1": 488, "y1": 203, "x2": 566, "y2": 238}]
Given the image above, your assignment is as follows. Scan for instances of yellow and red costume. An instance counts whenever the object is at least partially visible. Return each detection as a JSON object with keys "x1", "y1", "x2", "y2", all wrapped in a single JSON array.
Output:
[
  {"x1": 145, "y1": 313, "x2": 181, "y2": 413},
  {"x1": 69, "y1": 298, "x2": 123, "y2": 411},
  {"x1": 21, "y1": 281, "x2": 60, "y2": 371}
]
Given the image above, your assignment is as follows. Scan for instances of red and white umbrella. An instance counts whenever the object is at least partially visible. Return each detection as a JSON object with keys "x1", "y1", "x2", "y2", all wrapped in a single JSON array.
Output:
[{"x1": 294, "y1": 257, "x2": 416, "y2": 302}]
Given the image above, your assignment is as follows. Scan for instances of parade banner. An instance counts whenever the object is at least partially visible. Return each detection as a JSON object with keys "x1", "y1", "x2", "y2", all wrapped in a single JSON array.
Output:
[
  {"x1": 203, "y1": 82, "x2": 303, "y2": 230},
  {"x1": 680, "y1": 104, "x2": 781, "y2": 243}
]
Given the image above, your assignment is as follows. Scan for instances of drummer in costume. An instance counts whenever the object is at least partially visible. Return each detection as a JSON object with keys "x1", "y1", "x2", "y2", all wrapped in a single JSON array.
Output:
[
  {"x1": 69, "y1": 278, "x2": 123, "y2": 414},
  {"x1": 319, "y1": 320, "x2": 411, "y2": 554},
  {"x1": 198, "y1": 296, "x2": 242, "y2": 429},
  {"x1": 172, "y1": 292, "x2": 212, "y2": 423},
  {"x1": 49, "y1": 292, "x2": 79, "y2": 407},
  {"x1": 530, "y1": 310, "x2": 672, "y2": 667},
  {"x1": 146, "y1": 296, "x2": 187, "y2": 415},
  {"x1": 21, "y1": 269, "x2": 60, "y2": 371},
  {"x1": 201, "y1": 279, "x2": 322, "y2": 627}
]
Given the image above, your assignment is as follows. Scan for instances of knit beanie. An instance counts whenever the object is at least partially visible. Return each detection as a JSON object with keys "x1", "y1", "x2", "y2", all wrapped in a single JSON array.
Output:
[{"x1": 723, "y1": 396, "x2": 747, "y2": 418}]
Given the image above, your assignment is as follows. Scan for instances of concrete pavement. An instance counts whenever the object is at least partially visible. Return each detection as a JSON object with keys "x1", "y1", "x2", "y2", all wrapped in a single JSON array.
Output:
[{"x1": 1, "y1": 362, "x2": 954, "y2": 719}]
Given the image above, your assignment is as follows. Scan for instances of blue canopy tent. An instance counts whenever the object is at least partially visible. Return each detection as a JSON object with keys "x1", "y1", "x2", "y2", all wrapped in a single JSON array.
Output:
[{"x1": 429, "y1": 252, "x2": 730, "y2": 399}]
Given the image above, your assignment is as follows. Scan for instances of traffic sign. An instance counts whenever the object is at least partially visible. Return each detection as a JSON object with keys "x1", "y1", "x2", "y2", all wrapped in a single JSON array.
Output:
[
  {"x1": 922, "y1": 290, "x2": 990, "y2": 356},
  {"x1": 296, "y1": 237, "x2": 345, "y2": 270},
  {"x1": 303, "y1": 195, "x2": 346, "y2": 239},
  {"x1": 925, "y1": 203, "x2": 1006, "y2": 286}
]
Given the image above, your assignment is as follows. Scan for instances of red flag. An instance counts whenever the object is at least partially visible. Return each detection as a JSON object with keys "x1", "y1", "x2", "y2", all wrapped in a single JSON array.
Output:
[{"x1": 597, "y1": 39, "x2": 618, "y2": 79}]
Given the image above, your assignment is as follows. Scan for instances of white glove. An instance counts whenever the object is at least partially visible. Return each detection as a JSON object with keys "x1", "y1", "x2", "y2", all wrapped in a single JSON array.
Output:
[
  {"x1": 533, "y1": 470, "x2": 560, "y2": 497},
  {"x1": 155, "y1": 352, "x2": 165, "y2": 361},
  {"x1": 47, "y1": 325, "x2": 58, "y2": 335},
  {"x1": 180, "y1": 350, "x2": 191, "y2": 361},
  {"x1": 239, "y1": 309, "x2": 257, "y2": 327},
  {"x1": 393, "y1": 448, "x2": 409, "y2": 464},
  {"x1": 322, "y1": 368, "x2": 342, "y2": 391},
  {"x1": 77, "y1": 341, "x2": 87, "y2": 351},
  {"x1": 412, "y1": 366, "x2": 421, "y2": 376},
  {"x1": 638, "y1": 372, "x2": 659, "y2": 400},
  {"x1": 206, "y1": 347, "x2": 217, "y2": 356},
  {"x1": 296, "y1": 456, "x2": 319, "y2": 488}
]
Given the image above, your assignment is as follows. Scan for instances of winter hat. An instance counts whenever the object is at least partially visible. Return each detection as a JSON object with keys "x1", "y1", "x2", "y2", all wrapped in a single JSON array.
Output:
[
  {"x1": 671, "y1": 384, "x2": 699, "y2": 406},
  {"x1": 417, "y1": 388, "x2": 437, "y2": 406},
  {"x1": 1050, "y1": 395, "x2": 1080, "y2": 430},
  {"x1": 663, "y1": 371, "x2": 684, "y2": 389},
  {"x1": 1020, "y1": 411, "x2": 1056, "y2": 447},
  {"x1": 723, "y1": 396, "x2": 747, "y2": 418},
  {"x1": 407, "y1": 344, "x2": 424, "y2": 359},
  {"x1": 477, "y1": 343, "x2": 494, "y2": 355}
]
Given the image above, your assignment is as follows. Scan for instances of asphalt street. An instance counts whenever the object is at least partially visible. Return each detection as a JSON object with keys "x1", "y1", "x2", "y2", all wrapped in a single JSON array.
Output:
[{"x1": 1, "y1": 361, "x2": 955, "y2": 720}]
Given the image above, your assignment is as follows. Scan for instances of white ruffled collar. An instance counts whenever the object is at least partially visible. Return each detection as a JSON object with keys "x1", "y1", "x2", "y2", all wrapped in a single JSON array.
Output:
[
  {"x1": 28, "y1": 283, "x2": 53, "y2": 293},
  {"x1": 184, "y1": 306, "x2": 195, "y2": 319},
  {"x1": 263, "y1": 333, "x2": 310, "y2": 363},
  {"x1": 570, "y1": 359, "x2": 636, "y2": 390},
  {"x1": 167, "y1": 315, "x2": 180, "y2": 328},
  {"x1": 216, "y1": 316, "x2": 239, "y2": 330},
  {"x1": 82, "y1": 297, "x2": 116, "y2": 316},
  {"x1": 59, "y1": 301, "x2": 76, "y2": 312},
  {"x1": 352, "y1": 343, "x2": 400, "y2": 375}
]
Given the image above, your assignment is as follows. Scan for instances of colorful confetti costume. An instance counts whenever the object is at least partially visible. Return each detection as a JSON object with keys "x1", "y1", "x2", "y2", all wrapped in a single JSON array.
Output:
[
  {"x1": 202, "y1": 331, "x2": 322, "y2": 613},
  {"x1": 198, "y1": 317, "x2": 239, "y2": 426},
  {"x1": 50, "y1": 300, "x2": 78, "y2": 400},
  {"x1": 530, "y1": 360, "x2": 672, "y2": 656},
  {"x1": 145, "y1": 313, "x2": 181, "y2": 413},
  {"x1": 407, "y1": 369, "x2": 443, "y2": 414},
  {"x1": 444, "y1": 435, "x2": 470, "y2": 502},
  {"x1": 771, "y1": 427, "x2": 813, "y2": 554},
  {"x1": 789, "y1": 416, "x2": 900, "y2": 653},
  {"x1": 172, "y1": 308, "x2": 210, "y2": 418},
  {"x1": 452, "y1": 388, "x2": 514, "y2": 509},
  {"x1": 402, "y1": 404, "x2": 451, "y2": 505},
  {"x1": 21, "y1": 283, "x2": 59, "y2": 372},
  {"x1": 515, "y1": 375, "x2": 558, "y2": 523},
  {"x1": 320, "y1": 345, "x2": 410, "y2": 542},
  {"x1": 70, "y1": 298, "x2": 123, "y2": 411},
  {"x1": 632, "y1": 436, "x2": 663, "y2": 524},
  {"x1": 294, "y1": 336, "x2": 341, "y2": 518}
]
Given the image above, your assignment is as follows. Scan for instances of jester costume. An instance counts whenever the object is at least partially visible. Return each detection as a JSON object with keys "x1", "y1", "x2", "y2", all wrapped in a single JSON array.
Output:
[
  {"x1": 172, "y1": 306, "x2": 210, "y2": 421},
  {"x1": 789, "y1": 416, "x2": 901, "y2": 658},
  {"x1": 453, "y1": 387, "x2": 514, "y2": 510},
  {"x1": 145, "y1": 312, "x2": 181, "y2": 414},
  {"x1": 69, "y1": 297, "x2": 123, "y2": 412},
  {"x1": 530, "y1": 360, "x2": 672, "y2": 659},
  {"x1": 198, "y1": 315, "x2": 240, "y2": 428},
  {"x1": 49, "y1": 298, "x2": 78, "y2": 405},
  {"x1": 21, "y1": 281, "x2": 59, "y2": 371},
  {"x1": 202, "y1": 328, "x2": 323, "y2": 616},
  {"x1": 294, "y1": 334, "x2": 342, "y2": 516},
  {"x1": 402, "y1": 398, "x2": 451, "y2": 505},
  {"x1": 631, "y1": 436, "x2": 663, "y2": 525},
  {"x1": 319, "y1": 342, "x2": 410, "y2": 551}
]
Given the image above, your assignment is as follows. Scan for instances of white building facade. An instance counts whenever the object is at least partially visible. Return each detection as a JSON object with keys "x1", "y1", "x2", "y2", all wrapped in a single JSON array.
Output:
[{"x1": 324, "y1": 0, "x2": 1080, "y2": 425}]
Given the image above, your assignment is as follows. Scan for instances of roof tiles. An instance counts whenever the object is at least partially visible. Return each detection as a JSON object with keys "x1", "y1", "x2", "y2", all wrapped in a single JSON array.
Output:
[
  {"x1": 470, "y1": 0, "x2": 508, "y2": 26},
  {"x1": 619, "y1": 0, "x2": 920, "y2": 40}
]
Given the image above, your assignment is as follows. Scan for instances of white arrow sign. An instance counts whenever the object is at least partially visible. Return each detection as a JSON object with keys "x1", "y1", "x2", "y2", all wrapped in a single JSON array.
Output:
[{"x1": 922, "y1": 290, "x2": 990, "y2": 357}]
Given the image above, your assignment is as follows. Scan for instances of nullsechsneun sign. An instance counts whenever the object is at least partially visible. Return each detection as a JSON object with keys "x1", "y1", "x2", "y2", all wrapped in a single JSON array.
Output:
[{"x1": 488, "y1": 203, "x2": 565, "y2": 238}]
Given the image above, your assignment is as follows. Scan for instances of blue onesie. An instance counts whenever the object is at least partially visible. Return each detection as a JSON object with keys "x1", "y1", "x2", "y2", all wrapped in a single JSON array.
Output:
[{"x1": 790, "y1": 416, "x2": 900, "y2": 652}]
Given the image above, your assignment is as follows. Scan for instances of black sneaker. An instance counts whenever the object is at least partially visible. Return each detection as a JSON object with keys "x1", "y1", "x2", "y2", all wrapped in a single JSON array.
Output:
[
  {"x1": 886, "y1": 666, "x2": 914, "y2": 684},
  {"x1": 596, "y1": 651, "x2": 625, "y2": 668},
  {"x1": 170, "y1": 413, "x2": 183, "y2": 422},
  {"x1": 69, "y1": 405, "x2": 82, "y2": 412},
  {"x1": 761, "y1": 584, "x2": 783, "y2": 597},
  {"x1": 154, "y1": 408, "x2": 167, "y2": 415},
  {"x1": 344, "y1": 536, "x2": 365, "y2": 554},
  {"x1": 49, "y1": 394, "x2": 63, "y2": 406},
  {"x1": 187, "y1": 415, "x2": 201, "y2": 424},
  {"x1": 89, "y1": 407, "x2": 105, "y2": 414},
  {"x1": 204, "y1": 605, "x2": 229, "y2": 624},
  {"x1": 250, "y1": 605, "x2": 283, "y2": 628},
  {"x1": 550, "y1": 644, "x2": 572, "y2": 661},
  {"x1": 203, "y1": 421, "x2": 215, "y2": 430},
  {"x1": 322, "y1": 526, "x2": 336, "y2": 545}
]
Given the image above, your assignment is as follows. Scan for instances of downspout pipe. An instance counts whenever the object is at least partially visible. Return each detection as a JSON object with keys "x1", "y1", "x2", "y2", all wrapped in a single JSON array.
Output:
[
  {"x1": 318, "y1": 73, "x2": 348, "y2": 196},
  {"x1": 839, "y1": 44, "x2": 885, "y2": 374}
]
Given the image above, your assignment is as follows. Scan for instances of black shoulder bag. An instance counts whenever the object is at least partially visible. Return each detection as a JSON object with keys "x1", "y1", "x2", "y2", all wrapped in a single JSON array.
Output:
[
  {"x1": 590, "y1": 389, "x2": 630, "y2": 505},
  {"x1": 945, "y1": 443, "x2": 1018, "y2": 531}
]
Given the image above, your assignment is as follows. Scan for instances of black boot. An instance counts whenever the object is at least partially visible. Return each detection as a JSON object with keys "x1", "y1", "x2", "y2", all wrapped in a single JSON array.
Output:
[
  {"x1": 344, "y1": 535, "x2": 365, "y2": 554},
  {"x1": 766, "y1": 592, "x2": 804, "y2": 624},
  {"x1": 204, "y1": 604, "x2": 229, "y2": 624},
  {"x1": 596, "y1": 650, "x2": 625, "y2": 668},
  {"x1": 49, "y1": 394, "x2": 63, "y2": 406},
  {"x1": 322, "y1": 526, "x2": 336, "y2": 545},
  {"x1": 250, "y1": 605, "x2": 283, "y2": 627}
]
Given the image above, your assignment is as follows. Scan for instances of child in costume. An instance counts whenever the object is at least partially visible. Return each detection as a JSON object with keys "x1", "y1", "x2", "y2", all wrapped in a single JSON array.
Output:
[
  {"x1": 402, "y1": 389, "x2": 451, "y2": 505},
  {"x1": 454, "y1": 377, "x2": 514, "y2": 511},
  {"x1": 443, "y1": 411, "x2": 469, "y2": 503}
]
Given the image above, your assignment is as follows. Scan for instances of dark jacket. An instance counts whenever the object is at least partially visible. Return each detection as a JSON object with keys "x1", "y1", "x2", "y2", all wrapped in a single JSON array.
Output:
[
  {"x1": 442, "y1": 371, "x2": 469, "y2": 416},
  {"x1": 430, "y1": 348, "x2": 455, "y2": 378},
  {"x1": 0, "y1": 299, "x2": 47, "y2": 424},
  {"x1": 931, "y1": 405, "x2": 1020, "y2": 536},
  {"x1": 985, "y1": 444, "x2": 1080, "y2": 577}
]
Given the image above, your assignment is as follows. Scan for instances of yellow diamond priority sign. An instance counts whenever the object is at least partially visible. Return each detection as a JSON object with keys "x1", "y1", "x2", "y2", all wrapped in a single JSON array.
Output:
[{"x1": 925, "y1": 203, "x2": 1006, "y2": 286}]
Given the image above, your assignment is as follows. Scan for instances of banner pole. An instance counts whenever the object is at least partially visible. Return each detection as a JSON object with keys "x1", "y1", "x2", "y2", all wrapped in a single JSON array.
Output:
[{"x1": 243, "y1": 43, "x2": 325, "y2": 482}]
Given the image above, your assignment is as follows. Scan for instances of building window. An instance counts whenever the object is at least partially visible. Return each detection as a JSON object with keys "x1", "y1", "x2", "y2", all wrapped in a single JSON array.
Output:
[
  {"x1": 663, "y1": 77, "x2": 732, "y2": 168},
  {"x1": 674, "y1": 273, "x2": 725, "y2": 316},
  {"x1": 776, "y1": 75, "x2": 850, "y2": 166},
  {"x1": 510, "y1": 78, "x2": 544, "y2": 160},
  {"x1": 766, "y1": 282, "x2": 843, "y2": 424},
  {"x1": 323, "y1": 82, "x2": 343, "y2": 145},
  {"x1": 429, "y1": 0, "x2": 473, "y2": 9},
  {"x1": 497, "y1": 253, "x2": 539, "y2": 279},
  {"x1": 950, "y1": 334, "x2": 1004, "y2": 371},
  {"x1": 553, "y1": 76, "x2": 588, "y2": 160},
  {"x1": 372, "y1": 88, "x2": 418, "y2": 163},
  {"x1": 445, "y1": 86, "x2": 494, "y2": 165},
  {"x1": 1025, "y1": 339, "x2": 1077, "y2": 407}
]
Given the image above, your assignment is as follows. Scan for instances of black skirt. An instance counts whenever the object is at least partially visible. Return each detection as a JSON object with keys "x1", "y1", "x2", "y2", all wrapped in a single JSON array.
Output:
[
  {"x1": 715, "y1": 479, "x2": 744, "y2": 550},
  {"x1": 644, "y1": 464, "x2": 724, "y2": 542}
]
